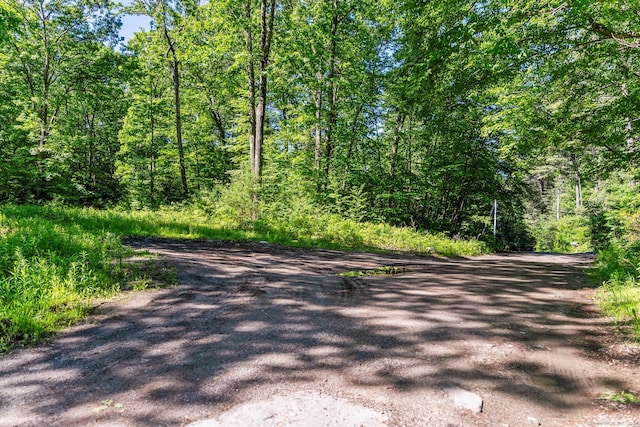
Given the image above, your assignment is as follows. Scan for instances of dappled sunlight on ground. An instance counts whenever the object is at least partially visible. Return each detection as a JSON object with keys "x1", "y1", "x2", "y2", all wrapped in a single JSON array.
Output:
[{"x1": 0, "y1": 240, "x2": 638, "y2": 426}]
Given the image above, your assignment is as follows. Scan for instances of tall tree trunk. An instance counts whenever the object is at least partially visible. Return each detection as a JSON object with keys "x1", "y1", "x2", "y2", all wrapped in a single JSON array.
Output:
[
  {"x1": 390, "y1": 113, "x2": 405, "y2": 178},
  {"x1": 149, "y1": 75, "x2": 156, "y2": 208},
  {"x1": 246, "y1": 0, "x2": 275, "y2": 180},
  {"x1": 161, "y1": 0, "x2": 188, "y2": 198},
  {"x1": 575, "y1": 169, "x2": 582, "y2": 209},
  {"x1": 39, "y1": 100, "x2": 49, "y2": 151},
  {"x1": 88, "y1": 113, "x2": 96, "y2": 187},
  {"x1": 313, "y1": 75, "x2": 322, "y2": 170},
  {"x1": 172, "y1": 60, "x2": 188, "y2": 197},
  {"x1": 254, "y1": 0, "x2": 275, "y2": 179},
  {"x1": 622, "y1": 82, "x2": 636, "y2": 187},
  {"x1": 245, "y1": 0, "x2": 257, "y2": 178},
  {"x1": 408, "y1": 115, "x2": 413, "y2": 187},
  {"x1": 570, "y1": 154, "x2": 582, "y2": 209},
  {"x1": 622, "y1": 83, "x2": 635, "y2": 152},
  {"x1": 324, "y1": 0, "x2": 339, "y2": 187},
  {"x1": 38, "y1": 0, "x2": 51, "y2": 152},
  {"x1": 341, "y1": 102, "x2": 364, "y2": 191},
  {"x1": 209, "y1": 105, "x2": 227, "y2": 147},
  {"x1": 254, "y1": 69, "x2": 266, "y2": 178}
]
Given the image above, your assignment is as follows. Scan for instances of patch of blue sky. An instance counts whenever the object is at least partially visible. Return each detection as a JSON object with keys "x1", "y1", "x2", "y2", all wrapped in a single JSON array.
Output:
[{"x1": 118, "y1": 0, "x2": 151, "y2": 42}]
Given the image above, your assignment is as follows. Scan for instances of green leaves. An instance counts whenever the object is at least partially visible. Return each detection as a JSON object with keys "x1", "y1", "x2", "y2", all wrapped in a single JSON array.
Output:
[
  {"x1": 0, "y1": 1, "x2": 20, "y2": 45},
  {"x1": 0, "y1": 0, "x2": 127, "y2": 204},
  {"x1": 0, "y1": 0, "x2": 637, "y2": 252}
]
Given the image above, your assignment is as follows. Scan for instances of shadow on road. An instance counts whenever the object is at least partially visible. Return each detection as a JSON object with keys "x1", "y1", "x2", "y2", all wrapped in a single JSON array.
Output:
[{"x1": 0, "y1": 239, "x2": 636, "y2": 426}]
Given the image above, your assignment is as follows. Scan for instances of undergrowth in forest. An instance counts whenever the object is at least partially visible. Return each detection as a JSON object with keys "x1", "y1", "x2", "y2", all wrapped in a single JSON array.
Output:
[{"x1": 590, "y1": 181, "x2": 640, "y2": 341}]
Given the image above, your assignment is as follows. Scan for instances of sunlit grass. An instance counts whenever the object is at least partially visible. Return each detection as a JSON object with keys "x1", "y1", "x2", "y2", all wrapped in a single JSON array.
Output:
[
  {"x1": 0, "y1": 207, "x2": 124, "y2": 352},
  {"x1": 338, "y1": 266, "x2": 411, "y2": 277},
  {"x1": 253, "y1": 211, "x2": 487, "y2": 256},
  {"x1": 0, "y1": 203, "x2": 488, "y2": 353},
  {"x1": 594, "y1": 245, "x2": 640, "y2": 340},
  {"x1": 596, "y1": 275, "x2": 640, "y2": 339},
  {"x1": 598, "y1": 390, "x2": 640, "y2": 405}
]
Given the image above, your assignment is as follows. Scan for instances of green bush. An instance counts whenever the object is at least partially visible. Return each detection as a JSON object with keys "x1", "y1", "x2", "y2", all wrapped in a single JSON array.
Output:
[
  {"x1": 529, "y1": 214, "x2": 591, "y2": 253},
  {"x1": 596, "y1": 270, "x2": 640, "y2": 338},
  {"x1": 591, "y1": 182, "x2": 640, "y2": 340},
  {"x1": 0, "y1": 206, "x2": 123, "y2": 352}
]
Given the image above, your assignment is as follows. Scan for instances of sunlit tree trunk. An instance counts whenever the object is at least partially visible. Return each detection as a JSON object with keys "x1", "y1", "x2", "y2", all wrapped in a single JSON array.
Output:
[
  {"x1": 622, "y1": 83, "x2": 636, "y2": 187},
  {"x1": 575, "y1": 170, "x2": 582, "y2": 209},
  {"x1": 245, "y1": 0, "x2": 257, "y2": 177},
  {"x1": 569, "y1": 154, "x2": 582, "y2": 209},
  {"x1": 313, "y1": 75, "x2": 322, "y2": 170},
  {"x1": 245, "y1": 0, "x2": 275, "y2": 180},
  {"x1": 149, "y1": 74, "x2": 156, "y2": 208}
]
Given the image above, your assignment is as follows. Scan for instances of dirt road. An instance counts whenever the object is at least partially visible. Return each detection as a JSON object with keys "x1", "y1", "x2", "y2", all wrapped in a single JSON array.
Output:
[{"x1": 1, "y1": 238, "x2": 639, "y2": 426}]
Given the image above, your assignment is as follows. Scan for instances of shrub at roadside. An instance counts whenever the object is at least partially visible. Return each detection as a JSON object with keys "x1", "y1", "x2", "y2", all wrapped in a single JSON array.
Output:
[
  {"x1": 0, "y1": 206, "x2": 124, "y2": 352},
  {"x1": 595, "y1": 245, "x2": 640, "y2": 338},
  {"x1": 528, "y1": 214, "x2": 592, "y2": 253},
  {"x1": 592, "y1": 185, "x2": 640, "y2": 340}
]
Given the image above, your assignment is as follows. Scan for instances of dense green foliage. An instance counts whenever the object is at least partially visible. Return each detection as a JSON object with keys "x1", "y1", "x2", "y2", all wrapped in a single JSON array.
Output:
[
  {"x1": 587, "y1": 177, "x2": 640, "y2": 337},
  {"x1": 1, "y1": 0, "x2": 640, "y2": 339},
  {"x1": 0, "y1": 205, "x2": 124, "y2": 352},
  {"x1": 0, "y1": 0, "x2": 528, "y2": 242}
]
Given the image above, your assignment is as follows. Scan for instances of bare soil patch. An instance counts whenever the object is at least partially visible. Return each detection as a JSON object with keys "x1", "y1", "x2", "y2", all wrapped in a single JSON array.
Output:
[{"x1": 1, "y1": 238, "x2": 639, "y2": 426}]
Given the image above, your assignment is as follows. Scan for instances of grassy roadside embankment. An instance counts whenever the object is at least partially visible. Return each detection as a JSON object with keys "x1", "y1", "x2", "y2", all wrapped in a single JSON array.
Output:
[
  {"x1": 0, "y1": 204, "x2": 488, "y2": 353},
  {"x1": 591, "y1": 189, "x2": 640, "y2": 341},
  {"x1": 594, "y1": 245, "x2": 640, "y2": 340}
]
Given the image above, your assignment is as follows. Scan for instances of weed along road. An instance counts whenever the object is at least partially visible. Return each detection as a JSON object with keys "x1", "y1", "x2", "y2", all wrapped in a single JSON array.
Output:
[{"x1": 1, "y1": 238, "x2": 639, "y2": 426}]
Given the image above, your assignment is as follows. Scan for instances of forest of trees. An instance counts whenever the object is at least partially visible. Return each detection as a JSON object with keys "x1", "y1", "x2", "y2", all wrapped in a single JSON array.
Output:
[{"x1": 1, "y1": 0, "x2": 639, "y2": 250}]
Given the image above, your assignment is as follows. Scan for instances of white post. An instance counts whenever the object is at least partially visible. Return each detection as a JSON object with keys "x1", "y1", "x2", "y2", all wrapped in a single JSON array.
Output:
[
  {"x1": 493, "y1": 199, "x2": 497, "y2": 238},
  {"x1": 556, "y1": 188, "x2": 560, "y2": 221}
]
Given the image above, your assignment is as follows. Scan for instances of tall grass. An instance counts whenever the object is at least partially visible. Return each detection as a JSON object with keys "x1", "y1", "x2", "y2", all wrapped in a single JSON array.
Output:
[
  {"x1": 0, "y1": 206, "x2": 124, "y2": 352},
  {"x1": 0, "y1": 203, "x2": 488, "y2": 353},
  {"x1": 255, "y1": 211, "x2": 486, "y2": 256},
  {"x1": 590, "y1": 180, "x2": 640, "y2": 340},
  {"x1": 594, "y1": 245, "x2": 640, "y2": 339}
]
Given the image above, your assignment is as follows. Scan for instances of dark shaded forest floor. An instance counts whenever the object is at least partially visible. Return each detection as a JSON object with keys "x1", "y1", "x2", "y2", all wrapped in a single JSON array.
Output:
[{"x1": 1, "y1": 238, "x2": 639, "y2": 426}]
